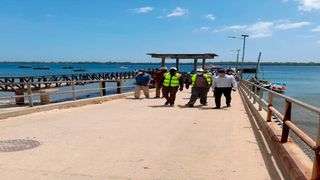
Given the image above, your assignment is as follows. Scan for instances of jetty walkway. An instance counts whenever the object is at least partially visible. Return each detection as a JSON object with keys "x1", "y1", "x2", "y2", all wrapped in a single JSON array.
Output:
[{"x1": 0, "y1": 90, "x2": 287, "y2": 180}]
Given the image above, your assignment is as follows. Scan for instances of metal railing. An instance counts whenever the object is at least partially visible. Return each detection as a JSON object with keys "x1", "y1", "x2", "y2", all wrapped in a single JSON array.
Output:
[
  {"x1": 0, "y1": 79, "x2": 136, "y2": 108},
  {"x1": 240, "y1": 80, "x2": 320, "y2": 179}
]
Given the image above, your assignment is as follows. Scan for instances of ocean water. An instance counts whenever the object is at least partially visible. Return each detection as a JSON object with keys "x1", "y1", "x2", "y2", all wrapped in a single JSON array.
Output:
[
  {"x1": 1, "y1": 63, "x2": 319, "y2": 106},
  {"x1": 1, "y1": 63, "x2": 320, "y2": 105},
  {"x1": 0, "y1": 63, "x2": 319, "y2": 157}
]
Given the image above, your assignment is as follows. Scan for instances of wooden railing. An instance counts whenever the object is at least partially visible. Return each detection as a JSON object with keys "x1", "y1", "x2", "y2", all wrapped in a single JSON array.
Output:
[
  {"x1": 240, "y1": 80, "x2": 320, "y2": 179},
  {"x1": 0, "y1": 71, "x2": 137, "y2": 91},
  {"x1": 0, "y1": 79, "x2": 135, "y2": 108}
]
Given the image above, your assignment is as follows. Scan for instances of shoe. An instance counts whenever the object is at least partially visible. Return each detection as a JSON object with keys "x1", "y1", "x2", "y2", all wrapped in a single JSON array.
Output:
[
  {"x1": 227, "y1": 104, "x2": 231, "y2": 107},
  {"x1": 164, "y1": 102, "x2": 169, "y2": 105},
  {"x1": 154, "y1": 96, "x2": 160, "y2": 98},
  {"x1": 213, "y1": 107, "x2": 220, "y2": 109},
  {"x1": 185, "y1": 104, "x2": 194, "y2": 107},
  {"x1": 201, "y1": 103, "x2": 208, "y2": 106},
  {"x1": 170, "y1": 104, "x2": 175, "y2": 107}
]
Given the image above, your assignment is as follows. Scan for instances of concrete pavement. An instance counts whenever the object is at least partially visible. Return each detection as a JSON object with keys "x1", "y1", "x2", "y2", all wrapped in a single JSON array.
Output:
[{"x1": 0, "y1": 90, "x2": 280, "y2": 179}]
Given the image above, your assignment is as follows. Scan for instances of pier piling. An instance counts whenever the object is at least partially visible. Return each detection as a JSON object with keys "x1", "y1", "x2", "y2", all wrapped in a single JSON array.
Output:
[{"x1": 15, "y1": 89, "x2": 25, "y2": 105}]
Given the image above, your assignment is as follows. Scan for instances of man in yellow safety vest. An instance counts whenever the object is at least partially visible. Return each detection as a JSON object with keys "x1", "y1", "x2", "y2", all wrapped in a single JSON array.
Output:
[
  {"x1": 185, "y1": 68, "x2": 212, "y2": 107},
  {"x1": 160, "y1": 67, "x2": 183, "y2": 106}
]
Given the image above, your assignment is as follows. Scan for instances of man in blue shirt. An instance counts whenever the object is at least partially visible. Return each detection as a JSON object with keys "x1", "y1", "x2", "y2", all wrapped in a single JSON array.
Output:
[{"x1": 134, "y1": 69, "x2": 152, "y2": 99}]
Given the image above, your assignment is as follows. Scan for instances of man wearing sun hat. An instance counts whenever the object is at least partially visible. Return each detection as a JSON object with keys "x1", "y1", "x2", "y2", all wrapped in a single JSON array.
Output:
[{"x1": 185, "y1": 68, "x2": 212, "y2": 107}]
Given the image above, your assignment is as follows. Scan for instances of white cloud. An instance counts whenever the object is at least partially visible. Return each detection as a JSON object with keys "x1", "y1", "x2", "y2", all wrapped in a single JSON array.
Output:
[
  {"x1": 246, "y1": 22, "x2": 274, "y2": 38},
  {"x1": 274, "y1": 21, "x2": 311, "y2": 30},
  {"x1": 167, "y1": 7, "x2": 188, "y2": 17},
  {"x1": 211, "y1": 20, "x2": 312, "y2": 38},
  {"x1": 212, "y1": 22, "x2": 273, "y2": 38},
  {"x1": 134, "y1": 7, "x2": 154, "y2": 13},
  {"x1": 199, "y1": 27, "x2": 210, "y2": 31},
  {"x1": 206, "y1": 14, "x2": 216, "y2": 21},
  {"x1": 224, "y1": 25, "x2": 248, "y2": 30},
  {"x1": 311, "y1": 26, "x2": 320, "y2": 32},
  {"x1": 298, "y1": 0, "x2": 320, "y2": 11}
]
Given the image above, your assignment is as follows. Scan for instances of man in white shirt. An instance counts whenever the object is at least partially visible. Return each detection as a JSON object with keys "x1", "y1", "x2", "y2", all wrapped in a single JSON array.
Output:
[{"x1": 211, "y1": 69, "x2": 237, "y2": 109}]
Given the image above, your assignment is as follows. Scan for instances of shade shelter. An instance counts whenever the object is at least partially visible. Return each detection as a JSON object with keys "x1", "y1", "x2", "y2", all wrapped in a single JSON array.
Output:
[{"x1": 147, "y1": 53, "x2": 219, "y2": 72}]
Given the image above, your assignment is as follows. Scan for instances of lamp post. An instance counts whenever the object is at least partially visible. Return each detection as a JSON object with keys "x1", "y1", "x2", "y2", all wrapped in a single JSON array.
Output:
[
  {"x1": 241, "y1": 34, "x2": 249, "y2": 77},
  {"x1": 230, "y1": 49, "x2": 241, "y2": 71},
  {"x1": 236, "y1": 49, "x2": 240, "y2": 71},
  {"x1": 228, "y1": 35, "x2": 249, "y2": 78}
]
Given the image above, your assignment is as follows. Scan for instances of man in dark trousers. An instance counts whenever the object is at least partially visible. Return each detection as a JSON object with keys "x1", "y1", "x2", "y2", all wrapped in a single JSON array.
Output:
[
  {"x1": 160, "y1": 67, "x2": 183, "y2": 106},
  {"x1": 185, "y1": 68, "x2": 212, "y2": 107},
  {"x1": 212, "y1": 69, "x2": 237, "y2": 109},
  {"x1": 153, "y1": 67, "x2": 167, "y2": 98}
]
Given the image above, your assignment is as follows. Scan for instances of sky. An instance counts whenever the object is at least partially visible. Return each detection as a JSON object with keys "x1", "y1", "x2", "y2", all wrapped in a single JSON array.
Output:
[{"x1": 0, "y1": 0, "x2": 320, "y2": 62}]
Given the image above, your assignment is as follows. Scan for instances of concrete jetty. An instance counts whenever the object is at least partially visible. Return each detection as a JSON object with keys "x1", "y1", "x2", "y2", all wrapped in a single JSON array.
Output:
[{"x1": 0, "y1": 90, "x2": 288, "y2": 179}]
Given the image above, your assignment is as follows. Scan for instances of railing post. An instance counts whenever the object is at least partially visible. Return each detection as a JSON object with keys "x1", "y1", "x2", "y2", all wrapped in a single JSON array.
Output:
[
  {"x1": 72, "y1": 81, "x2": 76, "y2": 101},
  {"x1": 249, "y1": 84, "x2": 253, "y2": 99},
  {"x1": 15, "y1": 88, "x2": 25, "y2": 105},
  {"x1": 258, "y1": 88, "x2": 264, "y2": 111},
  {"x1": 267, "y1": 92, "x2": 274, "y2": 122},
  {"x1": 311, "y1": 114, "x2": 320, "y2": 179},
  {"x1": 281, "y1": 100, "x2": 292, "y2": 143},
  {"x1": 245, "y1": 82, "x2": 249, "y2": 96},
  {"x1": 117, "y1": 80, "x2": 123, "y2": 94},
  {"x1": 253, "y1": 85, "x2": 257, "y2": 104},
  {"x1": 27, "y1": 83, "x2": 33, "y2": 107},
  {"x1": 99, "y1": 80, "x2": 106, "y2": 96}
]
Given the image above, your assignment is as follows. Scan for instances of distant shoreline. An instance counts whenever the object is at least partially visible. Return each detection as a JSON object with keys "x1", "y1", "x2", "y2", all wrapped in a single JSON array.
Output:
[{"x1": 0, "y1": 61, "x2": 320, "y2": 66}]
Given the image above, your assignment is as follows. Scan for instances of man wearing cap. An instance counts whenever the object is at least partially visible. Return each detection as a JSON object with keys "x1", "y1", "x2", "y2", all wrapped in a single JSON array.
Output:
[
  {"x1": 185, "y1": 68, "x2": 212, "y2": 107},
  {"x1": 212, "y1": 69, "x2": 237, "y2": 109},
  {"x1": 134, "y1": 69, "x2": 152, "y2": 99},
  {"x1": 160, "y1": 67, "x2": 183, "y2": 106},
  {"x1": 153, "y1": 67, "x2": 167, "y2": 98}
]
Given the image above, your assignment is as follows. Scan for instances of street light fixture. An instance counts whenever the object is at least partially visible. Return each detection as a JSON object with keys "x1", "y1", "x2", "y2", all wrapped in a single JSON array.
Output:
[{"x1": 228, "y1": 34, "x2": 249, "y2": 78}]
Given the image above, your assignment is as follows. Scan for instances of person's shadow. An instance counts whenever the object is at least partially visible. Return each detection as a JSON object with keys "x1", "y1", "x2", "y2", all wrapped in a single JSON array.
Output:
[{"x1": 148, "y1": 105, "x2": 173, "y2": 108}]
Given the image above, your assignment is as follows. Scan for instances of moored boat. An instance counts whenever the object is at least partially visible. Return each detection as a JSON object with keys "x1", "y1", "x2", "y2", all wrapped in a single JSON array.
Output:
[
  {"x1": 63, "y1": 66, "x2": 74, "y2": 69},
  {"x1": 270, "y1": 83, "x2": 287, "y2": 93},
  {"x1": 33, "y1": 66, "x2": 50, "y2": 70},
  {"x1": 73, "y1": 68, "x2": 87, "y2": 72},
  {"x1": 120, "y1": 66, "x2": 128, "y2": 69},
  {"x1": 18, "y1": 65, "x2": 32, "y2": 68}
]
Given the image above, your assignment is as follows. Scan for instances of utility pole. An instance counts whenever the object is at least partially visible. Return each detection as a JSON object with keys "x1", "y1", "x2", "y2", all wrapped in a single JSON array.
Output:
[
  {"x1": 236, "y1": 49, "x2": 240, "y2": 71},
  {"x1": 241, "y1": 34, "x2": 249, "y2": 78}
]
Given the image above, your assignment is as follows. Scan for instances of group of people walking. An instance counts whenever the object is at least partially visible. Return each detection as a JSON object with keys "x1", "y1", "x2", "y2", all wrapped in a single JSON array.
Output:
[{"x1": 134, "y1": 67, "x2": 237, "y2": 109}]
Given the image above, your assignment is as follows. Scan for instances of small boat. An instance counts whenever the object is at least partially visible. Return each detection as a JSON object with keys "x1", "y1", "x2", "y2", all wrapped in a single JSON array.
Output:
[
  {"x1": 63, "y1": 66, "x2": 74, "y2": 69},
  {"x1": 73, "y1": 68, "x2": 87, "y2": 72},
  {"x1": 248, "y1": 52, "x2": 272, "y2": 89},
  {"x1": 18, "y1": 65, "x2": 32, "y2": 68},
  {"x1": 120, "y1": 66, "x2": 128, "y2": 69},
  {"x1": 270, "y1": 83, "x2": 287, "y2": 93},
  {"x1": 248, "y1": 77, "x2": 271, "y2": 89},
  {"x1": 33, "y1": 66, "x2": 50, "y2": 70},
  {"x1": 258, "y1": 80, "x2": 272, "y2": 89}
]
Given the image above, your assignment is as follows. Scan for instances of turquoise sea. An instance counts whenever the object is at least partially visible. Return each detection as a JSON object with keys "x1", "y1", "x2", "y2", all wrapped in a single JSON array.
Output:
[
  {"x1": 0, "y1": 63, "x2": 319, "y2": 157},
  {"x1": 1, "y1": 63, "x2": 319, "y2": 107}
]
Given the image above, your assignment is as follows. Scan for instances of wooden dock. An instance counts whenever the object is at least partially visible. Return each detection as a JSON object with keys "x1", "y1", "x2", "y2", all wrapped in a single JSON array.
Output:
[
  {"x1": 0, "y1": 89, "x2": 287, "y2": 180},
  {"x1": 0, "y1": 81, "x2": 319, "y2": 179}
]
